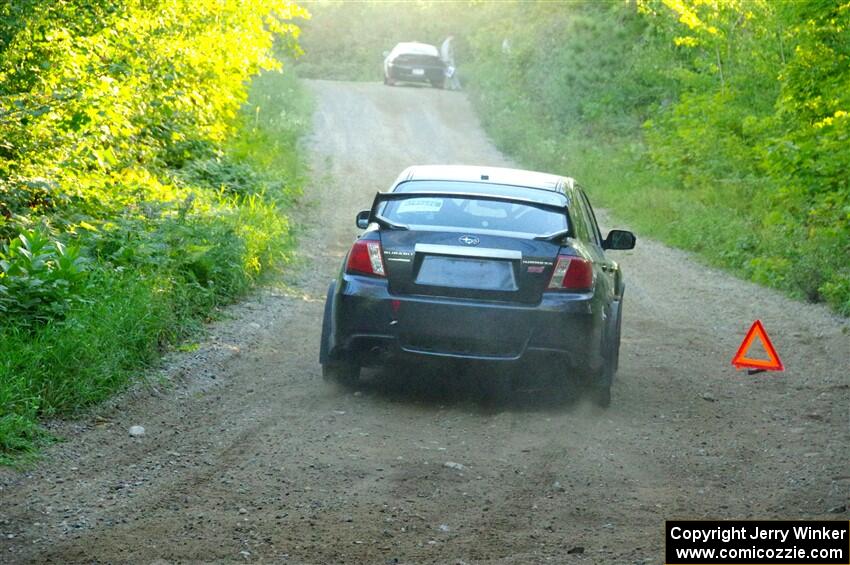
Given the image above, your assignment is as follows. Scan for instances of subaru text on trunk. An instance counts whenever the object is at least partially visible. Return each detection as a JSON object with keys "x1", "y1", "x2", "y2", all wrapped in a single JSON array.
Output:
[{"x1": 319, "y1": 166, "x2": 636, "y2": 406}]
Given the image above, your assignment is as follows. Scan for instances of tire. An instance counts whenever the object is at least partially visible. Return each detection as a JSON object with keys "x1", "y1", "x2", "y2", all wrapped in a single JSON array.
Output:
[
  {"x1": 431, "y1": 78, "x2": 445, "y2": 89},
  {"x1": 479, "y1": 369, "x2": 512, "y2": 405},
  {"x1": 493, "y1": 372, "x2": 512, "y2": 402},
  {"x1": 581, "y1": 356, "x2": 613, "y2": 408},
  {"x1": 588, "y1": 384, "x2": 611, "y2": 408},
  {"x1": 581, "y1": 304, "x2": 621, "y2": 408},
  {"x1": 322, "y1": 361, "x2": 360, "y2": 386},
  {"x1": 576, "y1": 364, "x2": 612, "y2": 408}
]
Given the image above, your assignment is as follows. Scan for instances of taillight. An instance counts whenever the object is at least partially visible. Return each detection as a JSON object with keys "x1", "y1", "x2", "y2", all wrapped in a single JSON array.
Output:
[
  {"x1": 547, "y1": 255, "x2": 593, "y2": 291},
  {"x1": 346, "y1": 239, "x2": 385, "y2": 277}
]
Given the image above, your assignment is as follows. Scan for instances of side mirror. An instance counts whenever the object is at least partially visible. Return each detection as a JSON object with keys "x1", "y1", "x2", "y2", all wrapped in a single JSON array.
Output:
[
  {"x1": 356, "y1": 210, "x2": 370, "y2": 229},
  {"x1": 602, "y1": 229, "x2": 636, "y2": 250},
  {"x1": 382, "y1": 51, "x2": 390, "y2": 59}
]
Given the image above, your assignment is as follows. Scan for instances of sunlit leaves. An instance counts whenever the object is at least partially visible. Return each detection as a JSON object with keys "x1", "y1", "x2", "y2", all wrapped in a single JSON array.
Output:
[
  {"x1": 0, "y1": 0, "x2": 308, "y2": 208},
  {"x1": 0, "y1": 0, "x2": 310, "y2": 319},
  {"x1": 642, "y1": 0, "x2": 850, "y2": 311}
]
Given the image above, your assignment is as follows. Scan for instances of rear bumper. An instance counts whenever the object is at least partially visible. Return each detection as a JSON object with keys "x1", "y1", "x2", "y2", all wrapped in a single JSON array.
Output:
[
  {"x1": 329, "y1": 274, "x2": 604, "y2": 371},
  {"x1": 387, "y1": 65, "x2": 444, "y2": 83}
]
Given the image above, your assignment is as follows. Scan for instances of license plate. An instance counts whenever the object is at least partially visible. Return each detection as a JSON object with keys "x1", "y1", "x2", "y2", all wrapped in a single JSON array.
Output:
[
  {"x1": 416, "y1": 256, "x2": 517, "y2": 291},
  {"x1": 412, "y1": 68, "x2": 425, "y2": 76}
]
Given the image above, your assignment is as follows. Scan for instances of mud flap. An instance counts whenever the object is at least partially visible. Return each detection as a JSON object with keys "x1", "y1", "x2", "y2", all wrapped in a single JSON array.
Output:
[
  {"x1": 610, "y1": 297, "x2": 623, "y2": 376},
  {"x1": 582, "y1": 299, "x2": 621, "y2": 389},
  {"x1": 604, "y1": 298, "x2": 622, "y2": 385},
  {"x1": 318, "y1": 281, "x2": 336, "y2": 365}
]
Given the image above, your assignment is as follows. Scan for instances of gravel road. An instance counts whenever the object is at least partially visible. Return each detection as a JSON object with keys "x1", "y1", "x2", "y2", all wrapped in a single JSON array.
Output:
[{"x1": 1, "y1": 80, "x2": 848, "y2": 564}]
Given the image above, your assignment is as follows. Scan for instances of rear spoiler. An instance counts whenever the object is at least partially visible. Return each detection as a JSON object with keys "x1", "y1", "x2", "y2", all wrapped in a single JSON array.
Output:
[{"x1": 368, "y1": 191, "x2": 571, "y2": 232}]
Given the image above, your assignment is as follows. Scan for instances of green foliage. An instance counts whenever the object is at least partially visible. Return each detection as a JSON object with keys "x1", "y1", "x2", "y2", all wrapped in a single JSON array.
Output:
[
  {"x1": 0, "y1": 228, "x2": 88, "y2": 323},
  {"x1": 637, "y1": 0, "x2": 850, "y2": 312},
  {"x1": 0, "y1": 0, "x2": 307, "y2": 179},
  {"x1": 178, "y1": 159, "x2": 274, "y2": 198},
  {"x1": 0, "y1": 411, "x2": 48, "y2": 465},
  {"x1": 0, "y1": 271, "x2": 183, "y2": 433},
  {"x1": 0, "y1": 2, "x2": 311, "y2": 461}
]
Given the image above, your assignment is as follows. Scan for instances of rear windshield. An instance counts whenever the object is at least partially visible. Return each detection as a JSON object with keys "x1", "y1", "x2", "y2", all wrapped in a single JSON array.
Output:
[{"x1": 381, "y1": 181, "x2": 569, "y2": 237}]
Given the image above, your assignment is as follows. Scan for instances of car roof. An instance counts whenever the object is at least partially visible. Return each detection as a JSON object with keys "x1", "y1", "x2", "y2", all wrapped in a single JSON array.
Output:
[
  {"x1": 390, "y1": 42, "x2": 440, "y2": 57},
  {"x1": 393, "y1": 165, "x2": 576, "y2": 195}
]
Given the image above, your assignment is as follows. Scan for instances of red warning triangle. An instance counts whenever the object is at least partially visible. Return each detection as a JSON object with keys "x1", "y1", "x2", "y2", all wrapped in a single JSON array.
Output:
[{"x1": 731, "y1": 319, "x2": 784, "y2": 371}]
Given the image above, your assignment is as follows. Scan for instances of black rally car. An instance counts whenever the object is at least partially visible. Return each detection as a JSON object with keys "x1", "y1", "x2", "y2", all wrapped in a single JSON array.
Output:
[
  {"x1": 320, "y1": 165, "x2": 636, "y2": 406},
  {"x1": 383, "y1": 42, "x2": 446, "y2": 88}
]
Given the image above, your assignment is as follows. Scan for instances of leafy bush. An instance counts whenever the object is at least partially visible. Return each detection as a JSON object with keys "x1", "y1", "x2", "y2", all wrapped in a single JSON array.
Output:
[
  {"x1": 0, "y1": 2, "x2": 311, "y2": 461},
  {"x1": 0, "y1": 228, "x2": 88, "y2": 324},
  {"x1": 0, "y1": 271, "x2": 177, "y2": 423},
  {"x1": 178, "y1": 158, "x2": 274, "y2": 197}
]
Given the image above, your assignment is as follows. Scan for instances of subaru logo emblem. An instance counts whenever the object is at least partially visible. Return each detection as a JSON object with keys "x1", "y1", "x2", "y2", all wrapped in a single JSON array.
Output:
[{"x1": 458, "y1": 235, "x2": 480, "y2": 246}]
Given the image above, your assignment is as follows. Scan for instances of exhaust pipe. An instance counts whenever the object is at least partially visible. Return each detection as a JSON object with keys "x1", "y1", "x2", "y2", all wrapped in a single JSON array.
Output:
[{"x1": 369, "y1": 345, "x2": 392, "y2": 362}]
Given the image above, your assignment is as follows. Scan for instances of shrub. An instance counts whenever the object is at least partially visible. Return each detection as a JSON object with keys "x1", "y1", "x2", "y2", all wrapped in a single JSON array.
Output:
[
  {"x1": 0, "y1": 2, "x2": 311, "y2": 461},
  {"x1": 0, "y1": 228, "x2": 88, "y2": 324}
]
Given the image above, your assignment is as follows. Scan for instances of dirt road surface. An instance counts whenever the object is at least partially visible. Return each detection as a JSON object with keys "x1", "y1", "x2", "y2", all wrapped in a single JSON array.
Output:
[{"x1": 1, "y1": 80, "x2": 848, "y2": 564}]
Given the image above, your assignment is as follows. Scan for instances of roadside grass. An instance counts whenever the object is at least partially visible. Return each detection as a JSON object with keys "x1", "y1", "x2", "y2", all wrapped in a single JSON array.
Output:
[
  {"x1": 0, "y1": 70, "x2": 311, "y2": 463},
  {"x1": 564, "y1": 142, "x2": 756, "y2": 276}
]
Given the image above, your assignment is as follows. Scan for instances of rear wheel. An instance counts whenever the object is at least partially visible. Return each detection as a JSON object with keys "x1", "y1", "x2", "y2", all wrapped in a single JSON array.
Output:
[
  {"x1": 575, "y1": 364, "x2": 612, "y2": 407},
  {"x1": 479, "y1": 368, "x2": 513, "y2": 405},
  {"x1": 322, "y1": 361, "x2": 360, "y2": 386},
  {"x1": 582, "y1": 352, "x2": 616, "y2": 408},
  {"x1": 582, "y1": 305, "x2": 621, "y2": 408},
  {"x1": 588, "y1": 384, "x2": 611, "y2": 408},
  {"x1": 493, "y1": 372, "x2": 513, "y2": 403},
  {"x1": 430, "y1": 78, "x2": 445, "y2": 89}
]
